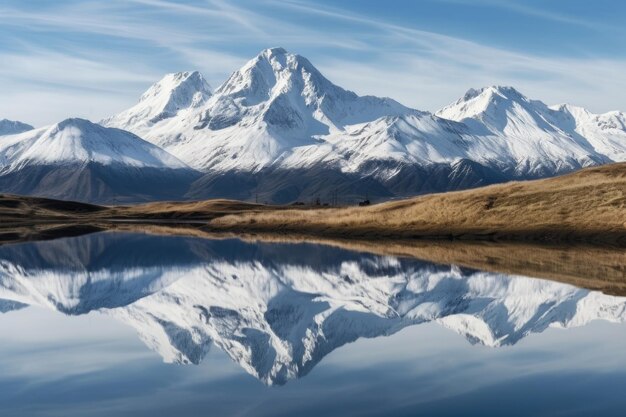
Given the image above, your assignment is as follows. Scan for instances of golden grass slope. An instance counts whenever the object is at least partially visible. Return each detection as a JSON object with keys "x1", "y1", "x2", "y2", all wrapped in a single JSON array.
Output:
[{"x1": 206, "y1": 163, "x2": 626, "y2": 242}]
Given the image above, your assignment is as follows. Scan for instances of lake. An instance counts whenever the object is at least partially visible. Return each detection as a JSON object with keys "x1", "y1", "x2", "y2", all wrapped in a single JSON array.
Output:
[{"x1": 1, "y1": 232, "x2": 626, "y2": 416}]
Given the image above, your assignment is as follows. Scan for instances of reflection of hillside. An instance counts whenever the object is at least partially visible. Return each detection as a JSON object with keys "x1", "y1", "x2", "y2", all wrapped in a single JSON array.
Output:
[{"x1": 261, "y1": 237, "x2": 626, "y2": 296}]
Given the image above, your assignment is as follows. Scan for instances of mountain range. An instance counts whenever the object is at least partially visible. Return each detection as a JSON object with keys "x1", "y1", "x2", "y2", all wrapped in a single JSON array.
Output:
[
  {"x1": 1, "y1": 232, "x2": 626, "y2": 385},
  {"x1": 2, "y1": 47, "x2": 626, "y2": 203}
]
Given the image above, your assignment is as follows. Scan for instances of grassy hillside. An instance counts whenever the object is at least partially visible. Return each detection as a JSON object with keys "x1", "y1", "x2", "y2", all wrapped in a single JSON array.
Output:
[
  {"x1": 0, "y1": 194, "x2": 104, "y2": 222},
  {"x1": 1, "y1": 162, "x2": 625, "y2": 244},
  {"x1": 205, "y1": 162, "x2": 626, "y2": 243}
]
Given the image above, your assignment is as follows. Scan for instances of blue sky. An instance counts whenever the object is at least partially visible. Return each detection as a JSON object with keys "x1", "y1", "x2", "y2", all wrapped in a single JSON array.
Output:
[{"x1": 1, "y1": 0, "x2": 626, "y2": 126}]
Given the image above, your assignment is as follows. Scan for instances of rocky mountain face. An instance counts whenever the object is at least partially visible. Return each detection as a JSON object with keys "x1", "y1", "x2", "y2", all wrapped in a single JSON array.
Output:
[{"x1": 1, "y1": 232, "x2": 625, "y2": 385}]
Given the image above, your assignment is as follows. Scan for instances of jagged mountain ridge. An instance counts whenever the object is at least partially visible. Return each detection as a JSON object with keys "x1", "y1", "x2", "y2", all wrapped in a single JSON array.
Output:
[
  {"x1": 436, "y1": 86, "x2": 622, "y2": 175},
  {"x1": 102, "y1": 48, "x2": 626, "y2": 203},
  {"x1": 1, "y1": 232, "x2": 626, "y2": 385},
  {"x1": 0, "y1": 118, "x2": 199, "y2": 203},
  {"x1": 105, "y1": 48, "x2": 413, "y2": 173},
  {"x1": 2, "y1": 48, "x2": 623, "y2": 204}
]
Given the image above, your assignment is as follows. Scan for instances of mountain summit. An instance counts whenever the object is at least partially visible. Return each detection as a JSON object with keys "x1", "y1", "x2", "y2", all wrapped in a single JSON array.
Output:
[
  {"x1": 0, "y1": 118, "x2": 198, "y2": 202},
  {"x1": 0, "y1": 119, "x2": 34, "y2": 136},
  {"x1": 0, "y1": 118, "x2": 188, "y2": 170},
  {"x1": 211, "y1": 47, "x2": 409, "y2": 130},
  {"x1": 437, "y1": 86, "x2": 541, "y2": 128},
  {"x1": 436, "y1": 85, "x2": 622, "y2": 175},
  {"x1": 102, "y1": 71, "x2": 212, "y2": 146}
]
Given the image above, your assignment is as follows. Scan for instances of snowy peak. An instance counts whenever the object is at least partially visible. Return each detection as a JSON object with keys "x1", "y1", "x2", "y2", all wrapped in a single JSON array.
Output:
[
  {"x1": 216, "y1": 47, "x2": 342, "y2": 102},
  {"x1": 211, "y1": 47, "x2": 410, "y2": 128},
  {"x1": 219, "y1": 48, "x2": 307, "y2": 88},
  {"x1": 0, "y1": 117, "x2": 190, "y2": 171},
  {"x1": 434, "y1": 86, "x2": 626, "y2": 174},
  {"x1": 101, "y1": 70, "x2": 212, "y2": 130},
  {"x1": 139, "y1": 71, "x2": 212, "y2": 115},
  {"x1": 552, "y1": 103, "x2": 626, "y2": 131},
  {"x1": 437, "y1": 85, "x2": 542, "y2": 125},
  {"x1": 54, "y1": 117, "x2": 98, "y2": 131},
  {"x1": 464, "y1": 85, "x2": 527, "y2": 102},
  {"x1": 0, "y1": 119, "x2": 34, "y2": 136},
  {"x1": 437, "y1": 84, "x2": 594, "y2": 157},
  {"x1": 438, "y1": 84, "x2": 626, "y2": 148},
  {"x1": 546, "y1": 104, "x2": 626, "y2": 161}
]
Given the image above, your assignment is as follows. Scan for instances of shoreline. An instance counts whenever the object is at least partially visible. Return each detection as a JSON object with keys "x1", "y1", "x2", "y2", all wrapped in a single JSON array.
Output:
[
  {"x1": 2, "y1": 217, "x2": 625, "y2": 247},
  {"x1": 0, "y1": 220, "x2": 624, "y2": 296}
]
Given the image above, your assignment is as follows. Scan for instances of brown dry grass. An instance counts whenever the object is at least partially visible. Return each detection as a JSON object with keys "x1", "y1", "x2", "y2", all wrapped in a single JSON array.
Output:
[
  {"x1": 105, "y1": 199, "x2": 271, "y2": 219},
  {"x1": 205, "y1": 163, "x2": 626, "y2": 243}
]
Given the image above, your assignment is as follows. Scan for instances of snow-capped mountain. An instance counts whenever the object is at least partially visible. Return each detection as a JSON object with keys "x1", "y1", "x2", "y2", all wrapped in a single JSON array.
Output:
[
  {"x1": 547, "y1": 103, "x2": 626, "y2": 163},
  {"x1": 103, "y1": 48, "x2": 626, "y2": 203},
  {"x1": 0, "y1": 118, "x2": 199, "y2": 203},
  {"x1": 2, "y1": 232, "x2": 625, "y2": 385},
  {"x1": 0, "y1": 119, "x2": 33, "y2": 136},
  {"x1": 104, "y1": 47, "x2": 411, "y2": 173},
  {"x1": 436, "y1": 86, "x2": 619, "y2": 176},
  {"x1": 102, "y1": 71, "x2": 213, "y2": 148}
]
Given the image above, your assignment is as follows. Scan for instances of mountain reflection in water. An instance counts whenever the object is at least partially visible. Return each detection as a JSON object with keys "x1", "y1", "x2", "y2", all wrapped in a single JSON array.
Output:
[{"x1": 1, "y1": 232, "x2": 624, "y2": 387}]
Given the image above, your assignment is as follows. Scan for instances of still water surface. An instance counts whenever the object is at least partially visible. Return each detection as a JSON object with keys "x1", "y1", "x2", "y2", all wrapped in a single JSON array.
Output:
[{"x1": 1, "y1": 232, "x2": 626, "y2": 416}]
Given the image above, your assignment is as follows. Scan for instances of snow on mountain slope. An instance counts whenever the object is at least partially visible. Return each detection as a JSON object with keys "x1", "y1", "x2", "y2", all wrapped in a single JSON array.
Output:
[
  {"x1": 103, "y1": 47, "x2": 414, "y2": 172},
  {"x1": 101, "y1": 71, "x2": 212, "y2": 147},
  {"x1": 285, "y1": 113, "x2": 469, "y2": 173},
  {"x1": 2, "y1": 233, "x2": 626, "y2": 385},
  {"x1": 102, "y1": 49, "x2": 626, "y2": 203},
  {"x1": 0, "y1": 118, "x2": 188, "y2": 172},
  {"x1": 547, "y1": 104, "x2": 626, "y2": 162},
  {"x1": 0, "y1": 118, "x2": 199, "y2": 203},
  {"x1": 0, "y1": 119, "x2": 33, "y2": 136},
  {"x1": 436, "y1": 86, "x2": 618, "y2": 176}
]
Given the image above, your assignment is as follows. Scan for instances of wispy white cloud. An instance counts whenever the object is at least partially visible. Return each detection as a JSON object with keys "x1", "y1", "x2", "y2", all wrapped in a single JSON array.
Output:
[
  {"x1": 432, "y1": 0, "x2": 597, "y2": 28},
  {"x1": 263, "y1": 0, "x2": 626, "y2": 113},
  {"x1": 0, "y1": 3, "x2": 218, "y2": 46},
  {"x1": 0, "y1": 0, "x2": 625, "y2": 126},
  {"x1": 320, "y1": 52, "x2": 626, "y2": 115},
  {"x1": 0, "y1": 35, "x2": 159, "y2": 123}
]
